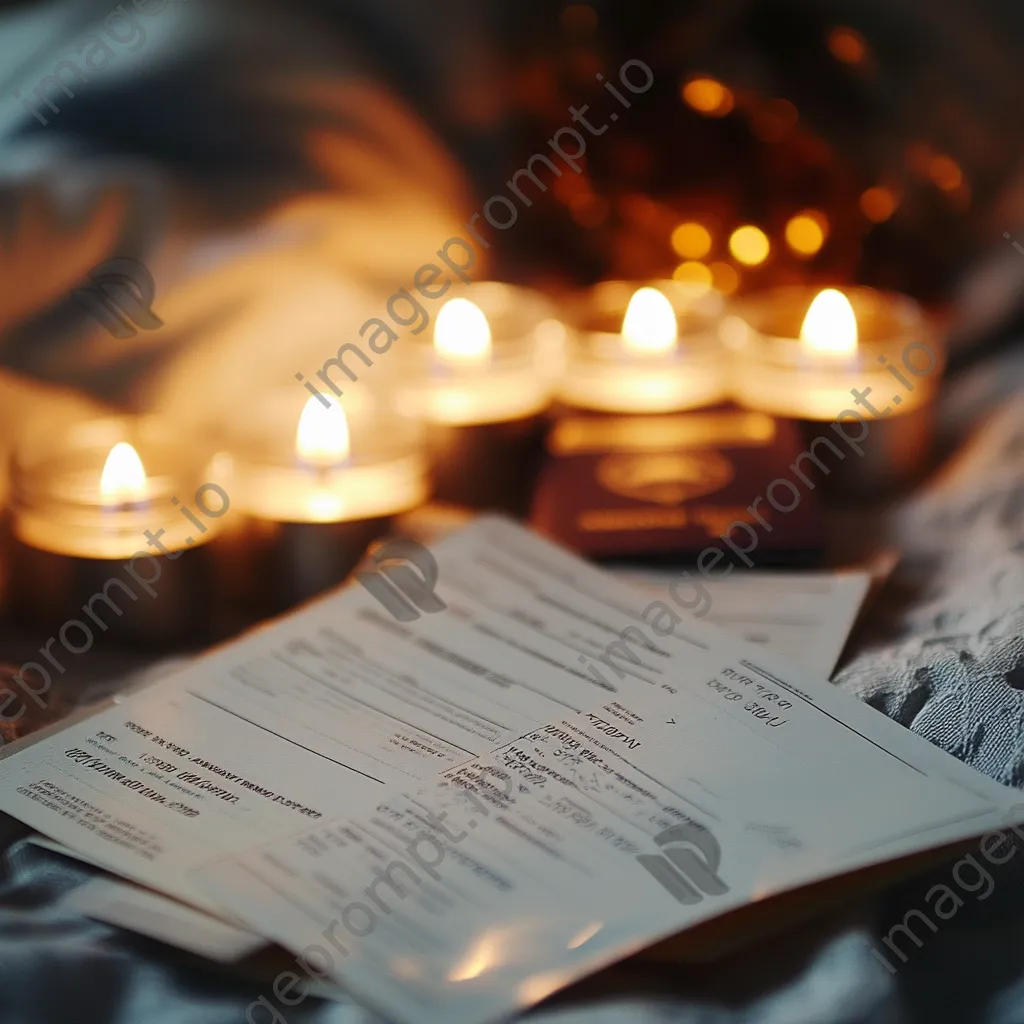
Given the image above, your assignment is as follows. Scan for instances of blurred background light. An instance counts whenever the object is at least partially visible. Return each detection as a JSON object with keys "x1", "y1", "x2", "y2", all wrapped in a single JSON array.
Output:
[
  {"x1": 860, "y1": 186, "x2": 898, "y2": 223},
  {"x1": 785, "y1": 210, "x2": 829, "y2": 257},
  {"x1": 682, "y1": 77, "x2": 734, "y2": 117},
  {"x1": 827, "y1": 27, "x2": 868, "y2": 66},
  {"x1": 670, "y1": 222, "x2": 713, "y2": 259},
  {"x1": 709, "y1": 261, "x2": 740, "y2": 294},
  {"x1": 729, "y1": 225, "x2": 770, "y2": 265},
  {"x1": 929, "y1": 155, "x2": 963, "y2": 192},
  {"x1": 671, "y1": 260, "x2": 713, "y2": 291}
]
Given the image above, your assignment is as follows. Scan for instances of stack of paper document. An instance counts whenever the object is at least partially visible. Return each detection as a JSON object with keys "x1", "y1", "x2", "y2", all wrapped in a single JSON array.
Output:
[
  {"x1": 1, "y1": 518, "x2": 1019, "y2": 1024},
  {"x1": 610, "y1": 565, "x2": 871, "y2": 677}
]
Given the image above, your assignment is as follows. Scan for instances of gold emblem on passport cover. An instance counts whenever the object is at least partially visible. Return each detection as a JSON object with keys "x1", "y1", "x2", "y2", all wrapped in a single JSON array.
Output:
[
  {"x1": 531, "y1": 408, "x2": 824, "y2": 564},
  {"x1": 596, "y1": 450, "x2": 735, "y2": 506}
]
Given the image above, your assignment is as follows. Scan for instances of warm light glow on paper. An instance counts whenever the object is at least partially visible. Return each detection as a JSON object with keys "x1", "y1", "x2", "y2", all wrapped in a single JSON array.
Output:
[
  {"x1": 800, "y1": 288, "x2": 858, "y2": 356},
  {"x1": 99, "y1": 442, "x2": 147, "y2": 504},
  {"x1": 621, "y1": 287, "x2": 678, "y2": 355},
  {"x1": 448, "y1": 933, "x2": 499, "y2": 982},
  {"x1": 434, "y1": 298, "x2": 492, "y2": 365},
  {"x1": 566, "y1": 921, "x2": 603, "y2": 949}
]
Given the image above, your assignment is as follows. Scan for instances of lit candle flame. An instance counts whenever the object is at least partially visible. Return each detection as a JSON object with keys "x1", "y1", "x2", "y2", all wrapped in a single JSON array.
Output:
[
  {"x1": 800, "y1": 288, "x2": 858, "y2": 355},
  {"x1": 622, "y1": 287, "x2": 677, "y2": 355},
  {"x1": 434, "y1": 298, "x2": 492, "y2": 364},
  {"x1": 295, "y1": 395, "x2": 350, "y2": 468},
  {"x1": 99, "y1": 442, "x2": 148, "y2": 505}
]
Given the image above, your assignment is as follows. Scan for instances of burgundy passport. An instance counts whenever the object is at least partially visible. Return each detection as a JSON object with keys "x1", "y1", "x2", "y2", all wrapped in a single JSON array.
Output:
[{"x1": 530, "y1": 409, "x2": 824, "y2": 565}]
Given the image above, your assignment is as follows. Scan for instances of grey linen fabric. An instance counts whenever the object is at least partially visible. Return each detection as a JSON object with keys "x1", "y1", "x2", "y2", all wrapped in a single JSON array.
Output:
[{"x1": 835, "y1": 385, "x2": 1024, "y2": 786}]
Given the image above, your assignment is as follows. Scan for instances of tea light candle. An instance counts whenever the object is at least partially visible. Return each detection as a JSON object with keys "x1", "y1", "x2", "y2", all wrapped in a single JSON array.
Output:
[
  {"x1": 227, "y1": 389, "x2": 429, "y2": 616},
  {"x1": 398, "y1": 283, "x2": 561, "y2": 513},
  {"x1": 559, "y1": 280, "x2": 728, "y2": 413},
  {"x1": 7, "y1": 417, "x2": 226, "y2": 648},
  {"x1": 725, "y1": 286, "x2": 945, "y2": 493}
]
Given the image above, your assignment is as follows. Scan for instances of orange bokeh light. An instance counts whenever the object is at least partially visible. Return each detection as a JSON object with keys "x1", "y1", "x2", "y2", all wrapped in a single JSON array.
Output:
[
  {"x1": 828, "y1": 27, "x2": 867, "y2": 65},
  {"x1": 929, "y1": 155, "x2": 963, "y2": 192},
  {"x1": 670, "y1": 222, "x2": 712, "y2": 259},
  {"x1": 860, "y1": 186, "x2": 898, "y2": 223},
  {"x1": 671, "y1": 261, "x2": 713, "y2": 291},
  {"x1": 784, "y1": 211, "x2": 829, "y2": 257},
  {"x1": 709, "y1": 261, "x2": 740, "y2": 295},
  {"x1": 728, "y1": 225, "x2": 770, "y2": 266},
  {"x1": 682, "y1": 77, "x2": 734, "y2": 117}
]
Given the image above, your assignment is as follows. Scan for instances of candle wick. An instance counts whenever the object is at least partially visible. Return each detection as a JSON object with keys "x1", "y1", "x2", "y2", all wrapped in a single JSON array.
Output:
[
  {"x1": 308, "y1": 455, "x2": 348, "y2": 485},
  {"x1": 104, "y1": 495, "x2": 149, "y2": 514}
]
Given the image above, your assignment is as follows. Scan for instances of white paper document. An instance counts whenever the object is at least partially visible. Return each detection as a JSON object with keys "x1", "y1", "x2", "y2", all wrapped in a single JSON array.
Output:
[
  {"x1": 62, "y1": 875, "x2": 265, "y2": 962},
  {"x1": 0, "y1": 517, "x2": 1020, "y2": 1024},
  {"x1": 0, "y1": 518, "x2": 750, "y2": 912},
  {"x1": 610, "y1": 566, "x2": 870, "y2": 676},
  {"x1": 25, "y1": 835, "x2": 265, "y2": 961},
  {"x1": 198, "y1": 687, "x2": 1013, "y2": 1024}
]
